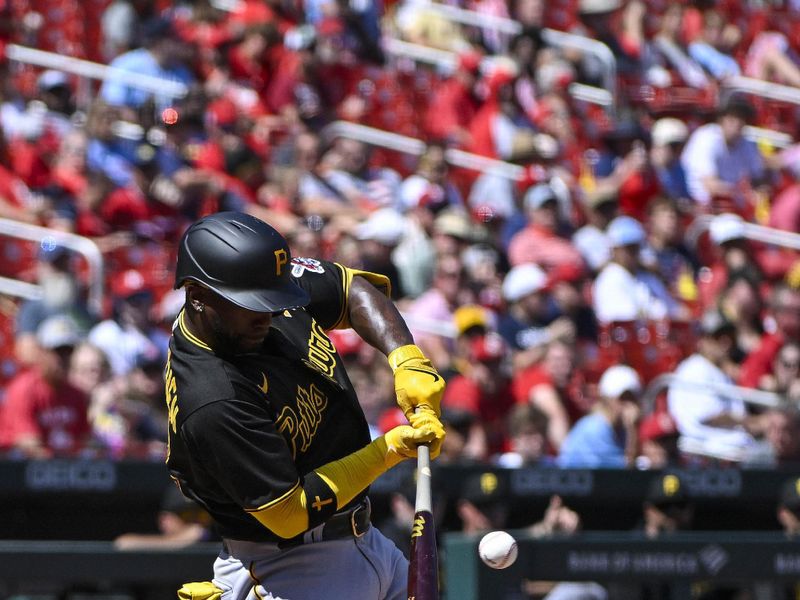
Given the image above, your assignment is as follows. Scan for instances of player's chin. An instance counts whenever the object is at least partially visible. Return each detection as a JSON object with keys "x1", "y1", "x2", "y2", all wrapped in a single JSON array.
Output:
[{"x1": 240, "y1": 331, "x2": 269, "y2": 351}]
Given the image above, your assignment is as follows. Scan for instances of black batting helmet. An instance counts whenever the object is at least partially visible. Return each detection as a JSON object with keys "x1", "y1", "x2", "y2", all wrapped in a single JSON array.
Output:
[{"x1": 175, "y1": 212, "x2": 310, "y2": 313}]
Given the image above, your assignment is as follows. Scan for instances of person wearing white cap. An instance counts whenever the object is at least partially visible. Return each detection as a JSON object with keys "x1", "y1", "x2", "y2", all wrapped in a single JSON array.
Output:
[
  {"x1": 650, "y1": 118, "x2": 691, "y2": 203},
  {"x1": 353, "y1": 208, "x2": 407, "y2": 299},
  {"x1": 557, "y1": 364, "x2": 642, "y2": 468},
  {"x1": 498, "y1": 263, "x2": 576, "y2": 372},
  {"x1": 592, "y1": 216, "x2": 681, "y2": 323}
]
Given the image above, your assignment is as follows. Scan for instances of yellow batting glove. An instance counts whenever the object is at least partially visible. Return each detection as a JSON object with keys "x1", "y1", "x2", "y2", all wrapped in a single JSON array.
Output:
[
  {"x1": 408, "y1": 408, "x2": 445, "y2": 459},
  {"x1": 384, "y1": 425, "x2": 436, "y2": 467},
  {"x1": 388, "y1": 344, "x2": 445, "y2": 418}
]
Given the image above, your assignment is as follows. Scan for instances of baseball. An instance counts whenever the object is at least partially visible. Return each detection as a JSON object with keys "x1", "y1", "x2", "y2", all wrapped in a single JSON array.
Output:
[{"x1": 478, "y1": 531, "x2": 518, "y2": 569}]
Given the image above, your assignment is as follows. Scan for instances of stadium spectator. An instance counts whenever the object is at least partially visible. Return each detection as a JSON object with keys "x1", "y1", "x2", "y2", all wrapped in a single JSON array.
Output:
[
  {"x1": 681, "y1": 96, "x2": 768, "y2": 210},
  {"x1": 14, "y1": 244, "x2": 95, "y2": 368},
  {"x1": 352, "y1": 208, "x2": 406, "y2": 299},
  {"x1": 320, "y1": 137, "x2": 401, "y2": 212},
  {"x1": 398, "y1": 143, "x2": 462, "y2": 214},
  {"x1": 404, "y1": 254, "x2": 469, "y2": 371},
  {"x1": 468, "y1": 63, "x2": 538, "y2": 161},
  {"x1": 717, "y1": 274, "x2": 765, "y2": 363},
  {"x1": 585, "y1": 117, "x2": 658, "y2": 221},
  {"x1": 592, "y1": 215, "x2": 681, "y2": 323},
  {"x1": 572, "y1": 193, "x2": 617, "y2": 273},
  {"x1": 495, "y1": 403, "x2": 552, "y2": 467},
  {"x1": 68, "y1": 342, "x2": 111, "y2": 398},
  {"x1": 636, "y1": 411, "x2": 681, "y2": 469},
  {"x1": 687, "y1": 10, "x2": 742, "y2": 81},
  {"x1": 507, "y1": 183, "x2": 584, "y2": 270},
  {"x1": 641, "y1": 197, "x2": 698, "y2": 302},
  {"x1": 740, "y1": 284, "x2": 800, "y2": 389},
  {"x1": 759, "y1": 407, "x2": 800, "y2": 468},
  {"x1": 649, "y1": 119, "x2": 691, "y2": 207},
  {"x1": 558, "y1": 364, "x2": 641, "y2": 468},
  {"x1": 668, "y1": 311, "x2": 763, "y2": 462},
  {"x1": 423, "y1": 51, "x2": 482, "y2": 146},
  {"x1": 758, "y1": 343, "x2": 800, "y2": 404},
  {"x1": 100, "y1": 0, "x2": 157, "y2": 62},
  {"x1": 442, "y1": 332, "x2": 514, "y2": 456},
  {"x1": 515, "y1": 340, "x2": 589, "y2": 454},
  {"x1": 651, "y1": 3, "x2": 710, "y2": 89},
  {"x1": 0, "y1": 315, "x2": 90, "y2": 458},
  {"x1": 100, "y1": 17, "x2": 195, "y2": 114},
  {"x1": 88, "y1": 269, "x2": 169, "y2": 377},
  {"x1": 498, "y1": 263, "x2": 574, "y2": 372}
]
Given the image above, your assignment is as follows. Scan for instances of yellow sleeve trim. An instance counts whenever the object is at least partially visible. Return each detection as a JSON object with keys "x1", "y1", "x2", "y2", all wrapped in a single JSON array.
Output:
[
  {"x1": 314, "y1": 437, "x2": 390, "y2": 509},
  {"x1": 330, "y1": 263, "x2": 392, "y2": 330},
  {"x1": 245, "y1": 480, "x2": 301, "y2": 512},
  {"x1": 246, "y1": 482, "x2": 310, "y2": 539}
]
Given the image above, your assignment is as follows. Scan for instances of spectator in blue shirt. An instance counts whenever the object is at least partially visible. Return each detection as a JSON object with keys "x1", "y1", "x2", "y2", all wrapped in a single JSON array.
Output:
[
  {"x1": 100, "y1": 17, "x2": 195, "y2": 114},
  {"x1": 558, "y1": 364, "x2": 642, "y2": 468}
]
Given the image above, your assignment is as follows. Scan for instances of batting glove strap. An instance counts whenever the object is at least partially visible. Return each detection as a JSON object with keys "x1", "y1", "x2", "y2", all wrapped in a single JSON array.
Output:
[
  {"x1": 388, "y1": 345, "x2": 444, "y2": 418},
  {"x1": 388, "y1": 344, "x2": 427, "y2": 371}
]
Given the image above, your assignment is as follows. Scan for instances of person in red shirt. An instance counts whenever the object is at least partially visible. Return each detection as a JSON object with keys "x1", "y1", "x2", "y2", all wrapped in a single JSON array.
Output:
[
  {"x1": 739, "y1": 284, "x2": 800, "y2": 389},
  {"x1": 507, "y1": 183, "x2": 585, "y2": 270},
  {"x1": 423, "y1": 50, "x2": 482, "y2": 146},
  {"x1": 442, "y1": 333, "x2": 515, "y2": 457},
  {"x1": 512, "y1": 339, "x2": 590, "y2": 454},
  {"x1": 0, "y1": 315, "x2": 90, "y2": 458}
]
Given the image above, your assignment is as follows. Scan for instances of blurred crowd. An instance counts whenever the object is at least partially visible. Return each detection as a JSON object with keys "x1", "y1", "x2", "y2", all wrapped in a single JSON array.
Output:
[{"x1": 0, "y1": 0, "x2": 797, "y2": 475}]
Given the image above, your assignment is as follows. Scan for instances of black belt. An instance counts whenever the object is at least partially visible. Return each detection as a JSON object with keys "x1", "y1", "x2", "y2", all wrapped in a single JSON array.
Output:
[{"x1": 278, "y1": 500, "x2": 371, "y2": 549}]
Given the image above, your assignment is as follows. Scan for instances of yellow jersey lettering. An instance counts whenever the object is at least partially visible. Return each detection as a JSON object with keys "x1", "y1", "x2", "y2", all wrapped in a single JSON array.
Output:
[
  {"x1": 307, "y1": 320, "x2": 337, "y2": 378},
  {"x1": 274, "y1": 249, "x2": 288, "y2": 276},
  {"x1": 165, "y1": 350, "x2": 178, "y2": 434},
  {"x1": 164, "y1": 350, "x2": 178, "y2": 462},
  {"x1": 275, "y1": 384, "x2": 329, "y2": 459},
  {"x1": 277, "y1": 406, "x2": 298, "y2": 458}
]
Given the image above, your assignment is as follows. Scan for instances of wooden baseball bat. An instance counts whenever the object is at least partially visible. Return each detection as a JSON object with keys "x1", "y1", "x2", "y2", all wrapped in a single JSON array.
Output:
[{"x1": 407, "y1": 444, "x2": 438, "y2": 600}]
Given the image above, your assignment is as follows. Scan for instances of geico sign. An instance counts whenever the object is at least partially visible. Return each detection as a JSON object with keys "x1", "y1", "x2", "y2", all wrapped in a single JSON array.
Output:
[
  {"x1": 674, "y1": 470, "x2": 742, "y2": 497},
  {"x1": 511, "y1": 469, "x2": 594, "y2": 496},
  {"x1": 25, "y1": 460, "x2": 117, "y2": 491}
]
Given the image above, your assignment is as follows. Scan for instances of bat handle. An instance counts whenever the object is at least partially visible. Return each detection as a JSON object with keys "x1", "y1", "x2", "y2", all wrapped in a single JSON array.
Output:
[{"x1": 415, "y1": 444, "x2": 433, "y2": 513}]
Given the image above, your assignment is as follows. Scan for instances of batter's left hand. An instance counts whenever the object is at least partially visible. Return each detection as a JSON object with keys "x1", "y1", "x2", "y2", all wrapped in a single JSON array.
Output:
[
  {"x1": 388, "y1": 344, "x2": 445, "y2": 417},
  {"x1": 409, "y1": 407, "x2": 445, "y2": 459}
]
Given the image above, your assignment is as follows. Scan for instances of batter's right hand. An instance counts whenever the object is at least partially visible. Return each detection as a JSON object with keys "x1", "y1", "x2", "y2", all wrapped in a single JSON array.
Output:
[
  {"x1": 384, "y1": 425, "x2": 437, "y2": 467},
  {"x1": 408, "y1": 408, "x2": 445, "y2": 459}
]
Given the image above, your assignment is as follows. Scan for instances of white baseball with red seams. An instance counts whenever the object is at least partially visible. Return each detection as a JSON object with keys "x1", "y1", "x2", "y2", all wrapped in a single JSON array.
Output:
[{"x1": 478, "y1": 531, "x2": 518, "y2": 569}]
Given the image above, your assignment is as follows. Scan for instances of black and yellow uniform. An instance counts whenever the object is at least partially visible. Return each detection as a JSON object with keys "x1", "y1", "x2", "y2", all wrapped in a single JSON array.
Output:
[{"x1": 165, "y1": 258, "x2": 389, "y2": 543}]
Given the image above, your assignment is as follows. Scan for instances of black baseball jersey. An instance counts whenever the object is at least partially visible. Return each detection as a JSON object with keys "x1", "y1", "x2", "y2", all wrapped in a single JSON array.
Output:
[{"x1": 165, "y1": 258, "x2": 386, "y2": 542}]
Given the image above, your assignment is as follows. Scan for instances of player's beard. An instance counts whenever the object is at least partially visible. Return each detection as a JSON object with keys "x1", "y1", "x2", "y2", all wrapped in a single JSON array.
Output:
[{"x1": 208, "y1": 313, "x2": 265, "y2": 355}]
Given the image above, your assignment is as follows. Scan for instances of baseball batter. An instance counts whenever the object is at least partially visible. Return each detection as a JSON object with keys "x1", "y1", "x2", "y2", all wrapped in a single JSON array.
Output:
[{"x1": 166, "y1": 212, "x2": 446, "y2": 600}]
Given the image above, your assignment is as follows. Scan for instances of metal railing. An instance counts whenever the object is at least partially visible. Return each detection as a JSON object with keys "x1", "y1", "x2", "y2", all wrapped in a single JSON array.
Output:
[
  {"x1": 641, "y1": 373, "x2": 787, "y2": 415},
  {"x1": 383, "y1": 37, "x2": 614, "y2": 107},
  {"x1": 725, "y1": 74, "x2": 800, "y2": 107},
  {"x1": 0, "y1": 220, "x2": 104, "y2": 315},
  {"x1": 321, "y1": 120, "x2": 525, "y2": 180},
  {"x1": 5, "y1": 44, "x2": 189, "y2": 110},
  {"x1": 686, "y1": 213, "x2": 800, "y2": 252},
  {"x1": 392, "y1": 2, "x2": 617, "y2": 104}
]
